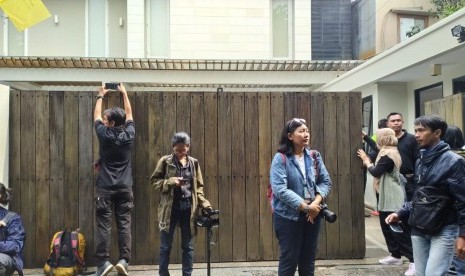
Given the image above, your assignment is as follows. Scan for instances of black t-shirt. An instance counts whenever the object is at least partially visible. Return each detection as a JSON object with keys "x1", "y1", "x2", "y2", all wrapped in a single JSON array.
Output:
[
  {"x1": 95, "y1": 120, "x2": 135, "y2": 188},
  {"x1": 397, "y1": 131, "x2": 419, "y2": 175}
]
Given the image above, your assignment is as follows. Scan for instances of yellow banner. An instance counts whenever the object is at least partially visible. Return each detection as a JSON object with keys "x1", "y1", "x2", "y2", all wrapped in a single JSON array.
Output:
[{"x1": 0, "y1": 0, "x2": 51, "y2": 31}]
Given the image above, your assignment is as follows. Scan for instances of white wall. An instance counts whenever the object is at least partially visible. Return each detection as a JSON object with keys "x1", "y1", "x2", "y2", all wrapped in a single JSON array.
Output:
[
  {"x1": 294, "y1": 0, "x2": 311, "y2": 60},
  {"x1": 0, "y1": 85, "x2": 9, "y2": 186},
  {"x1": 127, "y1": 0, "x2": 145, "y2": 58}
]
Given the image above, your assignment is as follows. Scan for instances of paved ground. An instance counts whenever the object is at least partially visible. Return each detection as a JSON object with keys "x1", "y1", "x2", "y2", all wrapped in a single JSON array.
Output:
[{"x1": 22, "y1": 215, "x2": 418, "y2": 275}]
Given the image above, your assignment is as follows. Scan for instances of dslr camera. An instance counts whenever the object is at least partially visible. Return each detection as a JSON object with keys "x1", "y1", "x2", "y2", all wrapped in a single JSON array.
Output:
[
  {"x1": 196, "y1": 208, "x2": 219, "y2": 228},
  {"x1": 319, "y1": 203, "x2": 337, "y2": 223}
]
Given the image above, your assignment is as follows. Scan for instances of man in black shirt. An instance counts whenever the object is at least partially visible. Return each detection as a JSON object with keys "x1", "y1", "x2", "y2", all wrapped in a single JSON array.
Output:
[
  {"x1": 386, "y1": 112, "x2": 419, "y2": 201},
  {"x1": 93, "y1": 83, "x2": 135, "y2": 276}
]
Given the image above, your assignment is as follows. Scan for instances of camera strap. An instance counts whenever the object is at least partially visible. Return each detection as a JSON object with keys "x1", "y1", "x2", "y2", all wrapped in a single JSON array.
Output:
[{"x1": 304, "y1": 150, "x2": 319, "y2": 200}]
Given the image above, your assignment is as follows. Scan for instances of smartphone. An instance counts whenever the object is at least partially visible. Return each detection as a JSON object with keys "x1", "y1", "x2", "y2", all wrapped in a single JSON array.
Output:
[
  {"x1": 105, "y1": 82, "x2": 120, "y2": 90},
  {"x1": 180, "y1": 178, "x2": 189, "y2": 185},
  {"x1": 389, "y1": 223, "x2": 403, "y2": 233}
]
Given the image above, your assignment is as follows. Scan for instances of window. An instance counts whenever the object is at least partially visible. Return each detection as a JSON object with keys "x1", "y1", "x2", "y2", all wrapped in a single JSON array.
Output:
[
  {"x1": 2, "y1": 10, "x2": 25, "y2": 56},
  {"x1": 88, "y1": 0, "x2": 106, "y2": 57},
  {"x1": 399, "y1": 15, "x2": 426, "y2": 42},
  {"x1": 272, "y1": 0, "x2": 293, "y2": 58},
  {"x1": 453, "y1": 76, "x2": 465, "y2": 94},
  {"x1": 362, "y1": 96, "x2": 373, "y2": 137},
  {"x1": 415, "y1": 83, "x2": 443, "y2": 117},
  {"x1": 147, "y1": 0, "x2": 169, "y2": 57}
]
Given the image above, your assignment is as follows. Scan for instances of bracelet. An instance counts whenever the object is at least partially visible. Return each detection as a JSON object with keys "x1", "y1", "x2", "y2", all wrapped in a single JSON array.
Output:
[{"x1": 96, "y1": 95, "x2": 104, "y2": 100}]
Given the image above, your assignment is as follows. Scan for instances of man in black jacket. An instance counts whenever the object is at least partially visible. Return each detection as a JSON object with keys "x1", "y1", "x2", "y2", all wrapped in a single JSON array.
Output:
[{"x1": 386, "y1": 114, "x2": 465, "y2": 276}]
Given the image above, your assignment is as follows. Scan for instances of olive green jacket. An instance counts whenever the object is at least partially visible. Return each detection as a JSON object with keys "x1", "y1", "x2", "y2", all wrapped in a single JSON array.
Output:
[{"x1": 150, "y1": 154, "x2": 211, "y2": 233}]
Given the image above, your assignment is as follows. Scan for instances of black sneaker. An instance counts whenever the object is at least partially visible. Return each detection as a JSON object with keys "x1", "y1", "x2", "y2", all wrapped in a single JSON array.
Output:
[
  {"x1": 96, "y1": 261, "x2": 114, "y2": 276},
  {"x1": 115, "y1": 259, "x2": 129, "y2": 276},
  {"x1": 449, "y1": 266, "x2": 457, "y2": 275}
]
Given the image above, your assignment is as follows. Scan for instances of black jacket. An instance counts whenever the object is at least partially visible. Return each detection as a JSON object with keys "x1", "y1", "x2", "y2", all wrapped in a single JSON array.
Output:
[{"x1": 397, "y1": 141, "x2": 465, "y2": 236}]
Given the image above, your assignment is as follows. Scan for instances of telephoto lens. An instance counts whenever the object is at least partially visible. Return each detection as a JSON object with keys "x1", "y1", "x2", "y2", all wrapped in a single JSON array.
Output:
[{"x1": 319, "y1": 203, "x2": 337, "y2": 223}]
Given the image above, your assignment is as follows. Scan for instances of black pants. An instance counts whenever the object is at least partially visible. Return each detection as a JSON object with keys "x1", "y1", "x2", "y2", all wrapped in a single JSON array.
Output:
[
  {"x1": 379, "y1": 211, "x2": 414, "y2": 262},
  {"x1": 95, "y1": 186, "x2": 134, "y2": 266}
]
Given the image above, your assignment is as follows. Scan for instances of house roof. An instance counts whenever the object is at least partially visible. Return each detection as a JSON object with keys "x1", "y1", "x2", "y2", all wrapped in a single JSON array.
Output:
[
  {"x1": 319, "y1": 7, "x2": 465, "y2": 92},
  {"x1": 0, "y1": 57, "x2": 363, "y2": 92}
]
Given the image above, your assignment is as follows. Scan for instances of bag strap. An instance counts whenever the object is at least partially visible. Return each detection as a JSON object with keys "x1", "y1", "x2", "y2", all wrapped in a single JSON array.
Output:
[
  {"x1": 71, "y1": 231, "x2": 86, "y2": 267},
  {"x1": 310, "y1": 150, "x2": 319, "y2": 180},
  {"x1": 51, "y1": 231, "x2": 64, "y2": 267}
]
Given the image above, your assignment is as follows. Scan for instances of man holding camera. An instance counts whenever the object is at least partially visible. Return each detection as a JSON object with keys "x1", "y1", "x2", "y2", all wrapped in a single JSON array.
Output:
[
  {"x1": 93, "y1": 83, "x2": 135, "y2": 276},
  {"x1": 150, "y1": 132, "x2": 212, "y2": 276}
]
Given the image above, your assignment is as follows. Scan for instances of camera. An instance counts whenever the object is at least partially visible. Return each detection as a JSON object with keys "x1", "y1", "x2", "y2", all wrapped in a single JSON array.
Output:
[
  {"x1": 105, "y1": 82, "x2": 120, "y2": 90},
  {"x1": 196, "y1": 208, "x2": 219, "y2": 228},
  {"x1": 319, "y1": 203, "x2": 337, "y2": 223}
]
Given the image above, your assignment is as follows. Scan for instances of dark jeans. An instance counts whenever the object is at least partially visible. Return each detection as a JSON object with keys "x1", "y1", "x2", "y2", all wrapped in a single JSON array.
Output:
[
  {"x1": 95, "y1": 186, "x2": 134, "y2": 266},
  {"x1": 273, "y1": 213, "x2": 321, "y2": 276},
  {"x1": 159, "y1": 205, "x2": 193, "y2": 276},
  {"x1": 0, "y1": 253, "x2": 15, "y2": 276},
  {"x1": 379, "y1": 211, "x2": 414, "y2": 262}
]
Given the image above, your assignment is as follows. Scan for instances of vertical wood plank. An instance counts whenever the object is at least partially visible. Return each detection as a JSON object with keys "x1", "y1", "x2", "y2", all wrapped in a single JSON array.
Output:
[
  {"x1": 350, "y1": 92, "x2": 365, "y2": 258},
  {"x1": 269, "y1": 92, "x2": 284, "y2": 259},
  {"x1": 244, "y1": 93, "x2": 260, "y2": 260},
  {"x1": 149, "y1": 92, "x2": 164, "y2": 264},
  {"x1": 35, "y1": 91, "x2": 50, "y2": 265},
  {"x1": 176, "y1": 92, "x2": 191, "y2": 133},
  {"x1": 8, "y1": 90, "x2": 21, "y2": 211},
  {"x1": 217, "y1": 93, "x2": 233, "y2": 261},
  {"x1": 190, "y1": 92, "x2": 206, "y2": 262},
  {"x1": 20, "y1": 91, "x2": 36, "y2": 266},
  {"x1": 78, "y1": 91, "x2": 95, "y2": 264},
  {"x1": 49, "y1": 92, "x2": 65, "y2": 235},
  {"x1": 258, "y1": 93, "x2": 273, "y2": 260},
  {"x1": 203, "y1": 92, "x2": 219, "y2": 262},
  {"x1": 231, "y1": 92, "x2": 246, "y2": 261},
  {"x1": 336, "y1": 93, "x2": 352, "y2": 258},
  {"x1": 323, "y1": 93, "x2": 339, "y2": 258}
]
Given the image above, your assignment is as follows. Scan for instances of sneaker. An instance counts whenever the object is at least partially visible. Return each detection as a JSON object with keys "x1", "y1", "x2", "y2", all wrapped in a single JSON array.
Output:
[
  {"x1": 115, "y1": 259, "x2": 129, "y2": 276},
  {"x1": 449, "y1": 266, "x2": 457, "y2": 275},
  {"x1": 404, "y1": 262, "x2": 415, "y2": 276},
  {"x1": 96, "y1": 261, "x2": 114, "y2": 276},
  {"x1": 378, "y1": 255, "x2": 403, "y2": 265}
]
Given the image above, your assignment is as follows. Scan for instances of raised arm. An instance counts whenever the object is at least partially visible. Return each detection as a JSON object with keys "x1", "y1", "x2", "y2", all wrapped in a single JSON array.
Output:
[
  {"x1": 94, "y1": 86, "x2": 109, "y2": 122},
  {"x1": 118, "y1": 83, "x2": 133, "y2": 121}
]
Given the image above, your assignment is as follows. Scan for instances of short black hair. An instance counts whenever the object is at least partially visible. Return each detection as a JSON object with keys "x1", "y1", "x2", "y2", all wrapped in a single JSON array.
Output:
[
  {"x1": 171, "y1": 132, "x2": 191, "y2": 146},
  {"x1": 414, "y1": 114, "x2": 448, "y2": 139},
  {"x1": 378, "y1": 118, "x2": 388, "y2": 129},
  {"x1": 443, "y1": 125, "x2": 465, "y2": 150},
  {"x1": 103, "y1": 107, "x2": 126, "y2": 127},
  {"x1": 0, "y1": 182, "x2": 12, "y2": 205},
  {"x1": 387, "y1": 112, "x2": 402, "y2": 121}
]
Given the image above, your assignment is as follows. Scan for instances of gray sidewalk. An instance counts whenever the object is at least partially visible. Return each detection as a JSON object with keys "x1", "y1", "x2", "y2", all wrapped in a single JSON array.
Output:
[{"x1": 22, "y1": 216, "x2": 411, "y2": 275}]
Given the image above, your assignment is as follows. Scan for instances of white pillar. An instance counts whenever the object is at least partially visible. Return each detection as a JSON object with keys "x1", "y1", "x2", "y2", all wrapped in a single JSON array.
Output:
[{"x1": 0, "y1": 84, "x2": 9, "y2": 186}]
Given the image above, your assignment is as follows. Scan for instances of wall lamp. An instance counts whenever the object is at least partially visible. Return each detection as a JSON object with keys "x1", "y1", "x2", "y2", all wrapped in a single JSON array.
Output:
[{"x1": 451, "y1": 24, "x2": 465, "y2": 43}]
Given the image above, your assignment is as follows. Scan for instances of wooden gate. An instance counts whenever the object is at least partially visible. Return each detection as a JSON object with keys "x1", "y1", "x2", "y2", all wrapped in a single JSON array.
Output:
[
  {"x1": 9, "y1": 90, "x2": 365, "y2": 267},
  {"x1": 425, "y1": 93, "x2": 465, "y2": 132}
]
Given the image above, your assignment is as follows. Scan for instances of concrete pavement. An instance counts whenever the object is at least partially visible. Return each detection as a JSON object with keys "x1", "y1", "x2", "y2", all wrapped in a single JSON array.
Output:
[{"x1": 22, "y1": 215, "x2": 417, "y2": 275}]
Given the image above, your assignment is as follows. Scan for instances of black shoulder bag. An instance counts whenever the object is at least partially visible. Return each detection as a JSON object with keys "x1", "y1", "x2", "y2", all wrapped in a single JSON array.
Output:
[{"x1": 408, "y1": 185, "x2": 453, "y2": 235}]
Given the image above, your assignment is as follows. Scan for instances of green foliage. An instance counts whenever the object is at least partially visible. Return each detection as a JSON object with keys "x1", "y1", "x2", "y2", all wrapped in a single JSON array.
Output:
[{"x1": 431, "y1": 0, "x2": 465, "y2": 18}]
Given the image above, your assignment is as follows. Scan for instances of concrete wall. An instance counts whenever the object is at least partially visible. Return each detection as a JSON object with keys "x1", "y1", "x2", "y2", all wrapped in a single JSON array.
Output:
[{"x1": 0, "y1": 85, "x2": 9, "y2": 185}]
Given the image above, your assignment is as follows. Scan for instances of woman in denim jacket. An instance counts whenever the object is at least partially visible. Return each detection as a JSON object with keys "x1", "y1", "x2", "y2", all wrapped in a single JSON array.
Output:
[{"x1": 270, "y1": 118, "x2": 332, "y2": 276}]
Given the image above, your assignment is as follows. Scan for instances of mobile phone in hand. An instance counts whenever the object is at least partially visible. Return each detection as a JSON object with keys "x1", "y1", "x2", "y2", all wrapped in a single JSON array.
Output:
[
  {"x1": 105, "y1": 82, "x2": 120, "y2": 90},
  {"x1": 389, "y1": 223, "x2": 403, "y2": 233}
]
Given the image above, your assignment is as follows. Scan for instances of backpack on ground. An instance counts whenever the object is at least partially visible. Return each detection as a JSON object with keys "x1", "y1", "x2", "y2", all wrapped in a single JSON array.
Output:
[
  {"x1": 43, "y1": 229, "x2": 86, "y2": 276},
  {"x1": 267, "y1": 150, "x2": 319, "y2": 212}
]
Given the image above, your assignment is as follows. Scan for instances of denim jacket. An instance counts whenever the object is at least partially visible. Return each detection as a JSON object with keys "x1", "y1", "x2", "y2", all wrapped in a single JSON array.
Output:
[{"x1": 270, "y1": 148, "x2": 332, "y2": 221}]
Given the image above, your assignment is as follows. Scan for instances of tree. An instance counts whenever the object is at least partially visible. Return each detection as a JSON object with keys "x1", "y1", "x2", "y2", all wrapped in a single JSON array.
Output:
[{"x1": 431, "y1": 0, "x2": 465, "y2": 18}]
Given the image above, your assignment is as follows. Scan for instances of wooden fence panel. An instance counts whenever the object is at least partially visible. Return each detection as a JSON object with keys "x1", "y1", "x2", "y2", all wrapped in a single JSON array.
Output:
[
  {"x1": 425, "y1": 93, "x2": 464, "y2": 133},
  {"x1": 9, "y1": 90, "x2": 364, "y2": 267}
]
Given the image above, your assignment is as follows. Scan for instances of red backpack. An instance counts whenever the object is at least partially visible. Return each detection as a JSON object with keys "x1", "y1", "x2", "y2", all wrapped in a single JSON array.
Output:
[{"x1": 267, "y1": 150, "x2": 318, "y2": 212}]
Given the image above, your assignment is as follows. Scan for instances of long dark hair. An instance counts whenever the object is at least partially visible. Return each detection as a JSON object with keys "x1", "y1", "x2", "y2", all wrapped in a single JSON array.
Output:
[
  {"x1": 0, "y1": 183, "x2": 12, "y2": 205},
  {"x1": 277, "y1": 118, "x2": 307, "y2": 155},
  {"x1": 443, "y1": 125, "x2": 465, "y2": 150}
]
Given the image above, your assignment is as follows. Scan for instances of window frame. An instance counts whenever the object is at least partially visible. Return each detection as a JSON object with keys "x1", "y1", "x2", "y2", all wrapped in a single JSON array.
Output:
[
  {"x1": 397, "y1": 14, "x2": 427, "y2": 42},
  {"x1": 271, "y1": 0, "x2": 294, "y2": 60},
  {"x1": 146, "y1": 0, "x2": 170, "y2": 58},
  {"x1": 414, "y1": 82, "x2": 443, "y2": 118}
]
